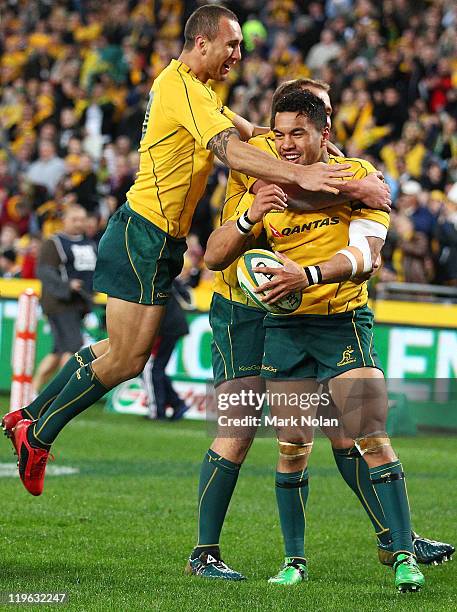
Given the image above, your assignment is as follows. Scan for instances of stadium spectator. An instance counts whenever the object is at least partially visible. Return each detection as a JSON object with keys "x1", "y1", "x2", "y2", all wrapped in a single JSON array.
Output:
[
  {"x1": 0, "y1": 249, "x2": 20, "y2": 278},
  {"x1": 33, "y1": 204, "x2": 97, "y2": 393},
  {"x1": 26, "y1": 140, "x2": 66, "y2": 197}
]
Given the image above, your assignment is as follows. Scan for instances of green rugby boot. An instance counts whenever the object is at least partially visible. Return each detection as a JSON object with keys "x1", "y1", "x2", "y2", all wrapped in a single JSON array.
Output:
[
  {"x1": 268, "y1": 558, "x2": 308, "y2": 586},
  {"x1": 378, "y1": 531, "x2": 454, "y2": 566},
  {"x1": 394, "y1": 554, "x2": 425, "y2": 593},
  {"x1": 185, "y1": 550, "x2": 245, "y2": 581}
]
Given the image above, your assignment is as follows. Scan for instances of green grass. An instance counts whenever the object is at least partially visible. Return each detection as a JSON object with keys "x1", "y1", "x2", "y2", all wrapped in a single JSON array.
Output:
[{"x1": 0, "y1": 406, "x2": 455, "y2": 611}]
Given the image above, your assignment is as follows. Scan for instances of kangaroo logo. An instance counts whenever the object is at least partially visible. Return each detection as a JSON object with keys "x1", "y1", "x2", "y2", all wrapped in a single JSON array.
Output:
[{"x1": 337, "y1": 346, "x2": 357, "y2": 367}]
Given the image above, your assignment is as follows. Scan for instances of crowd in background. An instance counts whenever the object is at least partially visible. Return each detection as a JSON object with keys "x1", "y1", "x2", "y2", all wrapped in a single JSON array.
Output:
[{"x1": 0, "y1": 0, "x2": 456, "y2": 290}]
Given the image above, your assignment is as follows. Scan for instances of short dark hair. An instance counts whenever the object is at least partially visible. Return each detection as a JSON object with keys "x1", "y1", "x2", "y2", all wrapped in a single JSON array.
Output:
[
  {"x1": 184, "y1": 5, "x2": 238, "y2": 50},
  {"x1": 271, "y1": 79, "x2": 330, "y2": 128},
  {"x1": 272, "y1": 90, "x2": 328, "y2": 132}
]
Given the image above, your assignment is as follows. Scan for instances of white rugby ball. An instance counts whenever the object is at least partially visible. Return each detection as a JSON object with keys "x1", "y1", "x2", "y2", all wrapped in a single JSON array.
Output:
[{"x1": 237, "y1": 249, "x2": 302, "y2": 314}]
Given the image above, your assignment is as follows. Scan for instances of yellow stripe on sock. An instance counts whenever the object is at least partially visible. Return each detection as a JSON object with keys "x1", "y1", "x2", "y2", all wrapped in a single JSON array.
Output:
[
  {"x1": 196, "y1": 466, "x2": 218, "y2": 546},
  {"x1": 34, "y1": 384, "x2": 95, "y2": 439}
]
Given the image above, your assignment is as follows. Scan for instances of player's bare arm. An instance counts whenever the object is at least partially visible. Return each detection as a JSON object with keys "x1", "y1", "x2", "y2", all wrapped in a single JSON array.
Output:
[
  {"x1": 205, "y1": 185, "x2": 287, "y2": 270},
  {"x1": 251, "y1": 171, "x2": 391, "y2": 213},
  {"x1": 207, "y1": 128, "x2": 354, "y2": 194}
]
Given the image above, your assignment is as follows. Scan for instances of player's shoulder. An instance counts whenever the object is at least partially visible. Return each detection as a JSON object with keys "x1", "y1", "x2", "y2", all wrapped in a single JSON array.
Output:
[
  {"x1": 329, "y1": 154, "x2": 377, "y2": 177},
  {"x1": 247, "y1": 131, "x2": 277, "y2": 155}
]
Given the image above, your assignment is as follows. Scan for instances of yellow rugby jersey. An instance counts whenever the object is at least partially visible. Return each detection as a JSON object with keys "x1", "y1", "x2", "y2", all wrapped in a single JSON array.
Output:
[
  {"x1": 212, "y1": 132, "x2": 277, "y2": 304},
  {"x1": 227, "y1": 155, "x2": 390, "y2": 315},
  {"x1": 127, "y1": 59, "x2": 234, "y2": 238}
]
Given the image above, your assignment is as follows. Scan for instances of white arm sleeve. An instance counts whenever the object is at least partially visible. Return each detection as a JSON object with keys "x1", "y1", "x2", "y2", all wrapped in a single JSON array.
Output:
[{"x1": 348, "y1": 219, "x2": 387, "y2": 272}]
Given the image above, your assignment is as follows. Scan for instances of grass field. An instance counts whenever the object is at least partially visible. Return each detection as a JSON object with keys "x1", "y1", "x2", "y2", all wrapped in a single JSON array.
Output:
[{"x1": 0, "y1": 405, "x2": 455, "y2": 611}]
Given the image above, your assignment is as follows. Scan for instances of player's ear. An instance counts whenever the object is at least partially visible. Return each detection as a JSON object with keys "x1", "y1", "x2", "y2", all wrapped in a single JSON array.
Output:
[
  {"x1": 195, "y1": 35, "x2": 207, "y2": 55},
  {"x1": 321, "y1": 126, "x2": 330, "y2": 147}
]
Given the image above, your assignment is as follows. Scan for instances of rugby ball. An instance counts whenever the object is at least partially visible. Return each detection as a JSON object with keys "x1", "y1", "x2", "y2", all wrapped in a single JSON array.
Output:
[{"x1": 237, "y1": 249, "x2": 302, "y2": 314}]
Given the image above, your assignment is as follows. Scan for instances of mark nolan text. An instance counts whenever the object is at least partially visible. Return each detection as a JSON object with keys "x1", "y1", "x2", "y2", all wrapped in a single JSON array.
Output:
[{"x1": 218, "y1": 415, "x2": 339, "y2": 428}]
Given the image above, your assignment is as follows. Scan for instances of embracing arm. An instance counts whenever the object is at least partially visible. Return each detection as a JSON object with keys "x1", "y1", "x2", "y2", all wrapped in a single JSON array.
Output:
[
  {"x1": 252, "y1": 172, "x2": 391, "y2": 213},
  {"x1": 208, "y1": 128, "x2": 353, "y2": 194}
]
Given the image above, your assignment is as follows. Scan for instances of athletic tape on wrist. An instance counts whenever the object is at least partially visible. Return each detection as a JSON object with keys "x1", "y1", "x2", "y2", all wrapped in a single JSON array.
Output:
[
  {"x1": 303, "y1": 265, "x2": 322, "y2": 286},
  {"x1": 336, "y1": 249, "x2": 358, "y2": 276},
  {"x1": 236, "y1": 210, "x2": 255, "y2": 235}
]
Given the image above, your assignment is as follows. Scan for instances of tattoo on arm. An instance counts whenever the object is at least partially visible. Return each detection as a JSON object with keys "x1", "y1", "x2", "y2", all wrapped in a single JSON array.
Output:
[{"x1": 208, "y1": 128, "x2": 239, "y2": 165}]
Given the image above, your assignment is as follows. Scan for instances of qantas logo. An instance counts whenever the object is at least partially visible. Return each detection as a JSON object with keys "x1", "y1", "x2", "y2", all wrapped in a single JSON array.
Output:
[
  {"x1": 277, "y1": 216, "x2": 340, "y2": 237},
  {"x1": 269, "y1": 223, "x2": 284, "y2": 238}
]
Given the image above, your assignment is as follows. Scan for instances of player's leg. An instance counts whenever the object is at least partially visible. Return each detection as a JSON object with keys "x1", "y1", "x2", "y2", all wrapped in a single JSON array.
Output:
[
  {"x1": 321, "y1": 405, "x2": 455, "y2": 566},
  {"x1": 319, "y1": 396, "x2": 393, "y2": 549},
  {"x1": 187, "y1": 294, "x2": 264, "y2": 580},
  {"x1": 329, "y1": 367, "x2": 425, "y2": 592},
  {"x1": 29, "y1": 297, "x2": 164, "y2": 446},
  {"x1": 267, "y1": 379, "x2": 319, "y2": 586},
  {"x1": 11, "y1": 202, "x2": 187, "y2": 495}
]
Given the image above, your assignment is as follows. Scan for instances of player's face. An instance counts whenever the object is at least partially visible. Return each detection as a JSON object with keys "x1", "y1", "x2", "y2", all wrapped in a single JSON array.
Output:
[
  {"x1": 273, "y1": 112, "x2": 328, "y2": 165},
  {"x1": 303, "y1": 86, "x2": 333, "y2": 129},
  {"x1": 205, "y1": 18, "x2": 242, "y2": 81}
]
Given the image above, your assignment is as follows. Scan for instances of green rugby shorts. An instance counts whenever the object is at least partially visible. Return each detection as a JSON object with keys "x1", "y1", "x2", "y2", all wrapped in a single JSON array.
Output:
[
  {"x1": 94, "y1": 202, "x2": 187, "y2": 305},
  {"x1": 210, "y1": 292, "x2": 266, "y2": 387},
  {"x1": 261, "y1": 305, "x2": 383, "y2": 382}
]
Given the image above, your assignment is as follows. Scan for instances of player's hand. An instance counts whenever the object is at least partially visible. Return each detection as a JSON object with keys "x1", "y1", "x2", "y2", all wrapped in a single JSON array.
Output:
[
  {"x1": 352, "y1": 173, "x2": 391, "y2": 212},
  {"x1": 253, "y1": 251, "x2": 309, "y2": 303},
  {"x1": 295, "y1": 162, "x2": 354, "y2": 195},
  {"x1": 248, "y1": 184, "x2": 288, "y2": 222}
]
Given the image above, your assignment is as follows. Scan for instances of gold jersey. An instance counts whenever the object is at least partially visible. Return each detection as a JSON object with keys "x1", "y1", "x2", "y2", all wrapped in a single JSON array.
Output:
[
  {"x1": 127, "y1": 59, "x2": 234, "y2": 238},
  {"x1": 218, "y1": 152, "x2": 390, "y2": 315},
  {"x1": 212, "y1": 132, "x2": 277, "y2": 304}
]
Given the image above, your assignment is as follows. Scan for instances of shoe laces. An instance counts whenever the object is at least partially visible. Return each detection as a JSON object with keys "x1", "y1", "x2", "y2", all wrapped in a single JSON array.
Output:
[{"x1": 397, "y1": 555, "x2": 421, "y2": 574}]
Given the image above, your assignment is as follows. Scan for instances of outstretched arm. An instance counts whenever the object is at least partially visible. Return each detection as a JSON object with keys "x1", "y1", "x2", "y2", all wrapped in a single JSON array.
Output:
[{"x1": 208, "y1": 128, "x2": 353, "y2": 195}]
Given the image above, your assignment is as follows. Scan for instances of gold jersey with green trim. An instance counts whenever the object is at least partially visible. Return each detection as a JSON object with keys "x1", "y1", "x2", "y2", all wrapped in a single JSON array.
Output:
[
  {"x1": 212, "y1": 132, "x2": 278, "y2": 304},
  {"x1": 126, "y1": 59, "x2": 234, "y2": 239},
  {"x1": 228, "y1": 155, "x2": 390, "y2": 315}
]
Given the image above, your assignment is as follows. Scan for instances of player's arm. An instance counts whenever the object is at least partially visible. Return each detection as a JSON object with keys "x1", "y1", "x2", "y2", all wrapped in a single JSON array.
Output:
[
  {"x1": 251, "y1": 172, "x2": 391, "y2": 212},
  {"x1": 208, "y1": 128, "x2": 354, "y2": 195},
  {"x1": 253, "y1": 219, "x2": 387, "y2": 304},
  {"x1": 204, "y1": 185, "x2": 287, "y2": 271}
]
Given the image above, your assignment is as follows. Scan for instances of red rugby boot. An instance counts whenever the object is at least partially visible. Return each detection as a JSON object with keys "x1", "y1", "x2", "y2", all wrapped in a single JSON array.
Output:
[
  {"x1": 13, "y1": 420, "x2": 51, "y2": 496},
  {"x1": 2, "y1": 409, "x2": 26, "y2": 452}
]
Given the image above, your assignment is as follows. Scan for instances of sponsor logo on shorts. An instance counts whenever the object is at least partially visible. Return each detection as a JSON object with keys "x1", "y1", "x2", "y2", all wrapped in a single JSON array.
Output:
[
  {"x1": 238, "y1": 364, "x2": 261, "y2": 371},
  {"x1": 337, "y1": 345, "x2": 357, "y2": 367},
  {"x1": 156, "y1": 292, "x2": 169, "y2": 299},
  {"x1": 261, "y1": 364, "x2": 278, "y2": 372}
]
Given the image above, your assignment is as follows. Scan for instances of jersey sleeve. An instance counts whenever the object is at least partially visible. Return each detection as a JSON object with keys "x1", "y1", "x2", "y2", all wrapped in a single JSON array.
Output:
[
  {"x1": 225, "y1": 191, "x2": 263, "y2": 238},
  {"x1": 221, "y1": 105, "x2": 236, "y2": 122},
  {"x1": 347, "y1": 158, "x2": 390, "y2": 229},
  {"x1": 162, "y1": 74, "x2": 234, "y2": 149},
  {"x1": 351, "y1": 205, "x2": 390, "y2": 231}
]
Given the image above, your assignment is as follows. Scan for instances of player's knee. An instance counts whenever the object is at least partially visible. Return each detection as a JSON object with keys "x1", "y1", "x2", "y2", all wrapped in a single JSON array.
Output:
[
  {"x1": 355, "y1": 434, "x2": 396, "y2": 463},
  {"x1": 278, "y1": 439, "x2": 313, "y2": 461},
  {"x1": 105, "y1": 351, "x2": 149, "y2": 382}
]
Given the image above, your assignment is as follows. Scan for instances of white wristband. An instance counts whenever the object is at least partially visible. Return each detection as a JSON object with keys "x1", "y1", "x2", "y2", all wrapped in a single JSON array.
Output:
[
  {"x1": 236, "y1": 211, "x2": 255, "y2": 235},
  {"x1": 337, "y1": 249, "x2": 358, "y2": 277}
]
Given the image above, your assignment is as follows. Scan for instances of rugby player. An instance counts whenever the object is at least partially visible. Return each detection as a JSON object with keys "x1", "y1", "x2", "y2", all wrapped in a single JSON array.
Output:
[
  {"x1": 2, "y1": 5, "x2": 362, "y2": 495},
  {"x1": 194, "y1": 88, "x2": 453, "y2": 590}
]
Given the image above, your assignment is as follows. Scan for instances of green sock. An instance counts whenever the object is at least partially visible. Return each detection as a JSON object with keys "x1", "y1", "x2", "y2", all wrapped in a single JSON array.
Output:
[
  {"x1": 29, "y1": 363, "x2": 108, "y2": 448},
  {"x1": 275, "y1": 469, "x2": 309, "y2": 559},
  {"x1": 369, "y1": 461, "x2": 413, "y2": 555},
  {"x1": 23, "y1": 346, "x2": 97, "y2": 420},
  {"x1": 332, "y1": 446, "x2": 391, "y2": 546},
  {"x1": 192, "y1": 449, "x2": 240, "y2": 556}
]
